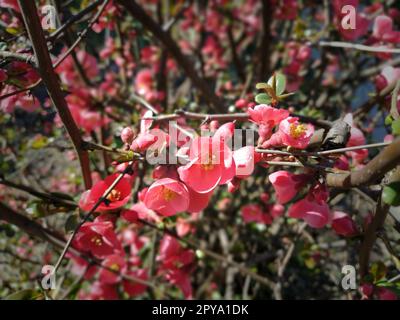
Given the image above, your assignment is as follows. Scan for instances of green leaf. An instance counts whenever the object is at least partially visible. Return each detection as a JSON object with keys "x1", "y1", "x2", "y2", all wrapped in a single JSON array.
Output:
[
  {"x1": 385, "y1": 115, "x2": 394, "y2": 126},
  {"x1": 4, "y1": 289, "x2": 43, "y2": 300},
  {"x1": 268, "y1": 72, "x2": 286, "y2": 95},
  {"x1": 255, "y1": 82, "x2": 270, "y2": 90},
  {"x1": 255, "y1": 93, "x2": 272, "y2": 104},
  {"x1": 6, "y1": 27, "x2": 20, "y2": 35},
  {"x1": 370, "y1": 261, "x2": 387, "y2": 283},
  {"x1": 30, "y1": 135, "x2": 48, "y2": 149},
  {"x1": 392, "y1": 118, "x2": 400, "y2": 136},
  {"x1": 382, "y1": 182, "x2": 400, "y2": 206}
]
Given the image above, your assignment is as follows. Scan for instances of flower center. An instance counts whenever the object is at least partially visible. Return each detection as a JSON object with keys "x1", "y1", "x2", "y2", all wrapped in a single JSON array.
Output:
[
  {"x1": 110, "y1": 263, "x2": 120, "y2": 271},
  {"x1": 91, "y1": 236, "x2": 103, "y2": 246},
  {"x1": 162, "y1": 187, "x2": 177, "y2": 201},
  {"x1": 289, "y1": 123, "x2": 306, "y2": 139},
  {"x1": 201, "y1": 154, "x2": 215, "y2": 171},
  {"x1": 106, "y1": 189, "x2": 122, "y2": 202}
]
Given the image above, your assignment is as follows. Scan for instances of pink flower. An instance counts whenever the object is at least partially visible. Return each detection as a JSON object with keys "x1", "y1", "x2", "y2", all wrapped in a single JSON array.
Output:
[
  {"x1": 272, "y1": 0, "x2": 298, "y2": 20},
  {"x1": 83, "y1": 282, "x2": 118, "y2": 300},
  {"x1": 123, "y1": 269, "x2": 149, "y2": 297},
  {"x1": 269, "y1": 171, "x2": 307, "y2": 204},
  {"x1": 0, "y1": 86, "x2": 40, "y2": 113},
  {"x1": 344, "y1": 113, "x2": 368, "y2": 164},
  {"x1": 331, "y1": 211, "x2": 358, "y2": 236},
  {"x1": 270, "y1": 204, "x2": 285, "y2": 218},
  {"x1": 144, "y1": 178, "x2": 190, "y2": 216},
  {"x1": 333, "y1": 1, "x2": 370, "y2": 41},
  {"x1": 176, "y1": 217, "x2": 192, "y2": 237},
  {"x1": 375, "y1": 66, "x2": 400, "y2": 91},
  {"x1": 288, "y1": 197, "x2": 331, "y2": 228},
  {"x1": 373, "y1": 15, "x2": 400, "y2": 43},
  {"x1": 233, "y1": 146, "x2": 260, "y2": 178},
  {"x1": 178, "y1": 136, "x2": 235, "y2": 193},
  {"x1": 165, "y1": 269, "x2": 193, "y2": 299},
  {"x1": 157, "y1": 235, "x2": 195, "y2": 269},
  {"x1": 121, "y1": 127, "x2": 134, "y2": 144},
  {"x1": 99, "y1": 254, "x2": 127, "y2": 284},
  {"x1": 241, "y1": 204, "x2": 264, "y2": 224},
  {"x1": 68, "y1": 253, "x2": 98, "y2": 280},
  {"x1": 135, "y1": 69, "x2": 153, "y2": 96},
  {"x1": 79, "y1": 173, "x2": 132, "y2": 212},
  {"x1": 74, "y1": 221, "x2": 123, "y2": 259},
  {"x1": 377, "y1": 288, "x2": 398, "y2": 300},
  {"x1": 0, "y1": 0, "x2": 20, "y2": 12},
  {"x1": 187, "y1": 187, "x2": 212, "y2": 213},
  {"x1": 130, "y1": 132, "x2": 158, "y2": 152},
  {"x1": 278, "y1": 117, "x2": 314, "y2": 149},
  {"x1": 157, "y1": 235, "x2": 194, "y2": 298},
  {"x1": 247, "y1": 104, "x2": 289, "y2": 140}
]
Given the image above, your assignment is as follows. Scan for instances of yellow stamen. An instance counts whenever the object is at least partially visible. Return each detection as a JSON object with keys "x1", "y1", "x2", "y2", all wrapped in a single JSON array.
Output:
[
  {"x1": 201, "y1": 153, "x2": 216, "y2": 171},
  {"x1": 162, "y1": 187, "x2": 177, "y2": 201},
  {"x1": 289, "y1": 123, "x2": 306, "y2": 139},
  {"x1": 106, "y1": 189, "x2": 122, "y2": 202},
  {"x1": 91, "y1": 236, "x2": 102, "y2": 246},
  {"x1": 110, "y1": 263, "x2": 120, "y2": 271}
]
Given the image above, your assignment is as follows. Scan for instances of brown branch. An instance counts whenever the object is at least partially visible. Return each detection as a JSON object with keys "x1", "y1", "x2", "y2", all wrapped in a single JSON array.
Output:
[
  {"x1": 0, "y1": 178, "x2": 76, "y2": 208},
  {"x1": 18, "y1": 0, "x2": 92, "y2": 189},
  {"x1": 0, "y1": 202, "x2": 66, "y2": 245},
  {"x1": 145, "y1": 109, "x2": 332, "y2": 128},
  {"x1": 326, "y1": 138, "x2": 400, "y2": 188},
  {"x1": 359, "y1": 194, "x2": 390, "y2": 279},
  {"x1": 227, "y1": 24, "x2": 245, "y2": 82},
  {"x1": 116, "y1": 0, "x2": 224, "y2": 113},
  {"x1": 0, "y1": 201, "x2": 155, "y2": 290},
  {"x1": 258, "y1": 0, "x2": 273, "y2": 81}
]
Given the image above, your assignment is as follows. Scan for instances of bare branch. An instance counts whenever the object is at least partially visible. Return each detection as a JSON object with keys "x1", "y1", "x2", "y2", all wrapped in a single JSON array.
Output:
[{"x1": 17, "y1": 0, "x2": 92, "y2": 189}]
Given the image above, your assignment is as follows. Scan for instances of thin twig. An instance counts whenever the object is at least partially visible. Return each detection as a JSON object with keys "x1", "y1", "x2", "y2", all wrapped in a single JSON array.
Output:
[
  {"x1": 53, "y1": 162, "x2": 134, "y2": 274},
  {"x1": 320, "y1": 41, "x2": 400, "y2": 54}
]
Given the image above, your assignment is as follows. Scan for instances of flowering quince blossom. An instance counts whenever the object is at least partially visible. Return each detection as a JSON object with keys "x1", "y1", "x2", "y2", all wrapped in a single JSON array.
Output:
[
  {"x1": 247, "y1": 104, "x2": 289, "y2": 141},
  {"x1": 375, "y1": 66, "x2": 400, "y2": 91},
  {"x1": 144, "y1": 178, "x2": 190, "y2": 216},
  {"x1": 80, "y1": 281, "x2": 119, "y2": 300},
  {"x1": 0, "y1": 0, "x2": 20, "y2": 12},
  {"x1": 288, "y1": 197, "x2": 331, "y2": 228},
  {"x1": 372, "y1": 15, "x2": 400, "y2": 43},
  {"x1": 333, "y1": 0, "x2": 370, "y2": 41},
  {"x1": 123, "y1": 269, "x2": 149, "y2": 297},
  {"x1": 278, "y1": 117, "x2": 314, "y2": 149},
  {"x1": 79, "y1": 173, "x2": 132, "y2": 212},
  {"x1": 4, "y1": 0, "x2": 400, "y2": 301},
  {"x1": 157, "y1": 235, "x2": 195, "y2": 299},
  {"x1": 331, "y1": 211, "x2": 358, "y2": 237},
  {"x1": 233, "y1": 146, "x2": 260, "y2": 178},
  {"x1": 343, "y1": 113, "x2": 368, "y2": 164},
  {"x1": 268, "y1": 171, "x2": 308, "y2": 204},
  {"x1": 73, "y1": 221, "x2": 123, "y2": 259},
  {"x1": 99, "y1": 254, "x2": 127, "y2": 284},
  {"x1": 178, "y1": 132, "x2": 235, "y2": 193},
  {"x1": 288, "y1": 184, "x2": 331, "y2": 228},
  {"x1": 241, "y1": 204, "x2": 264, "y2": 224},
  {"x1": 68, "y1": 253, "x2": 98, "y2": 280}
]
